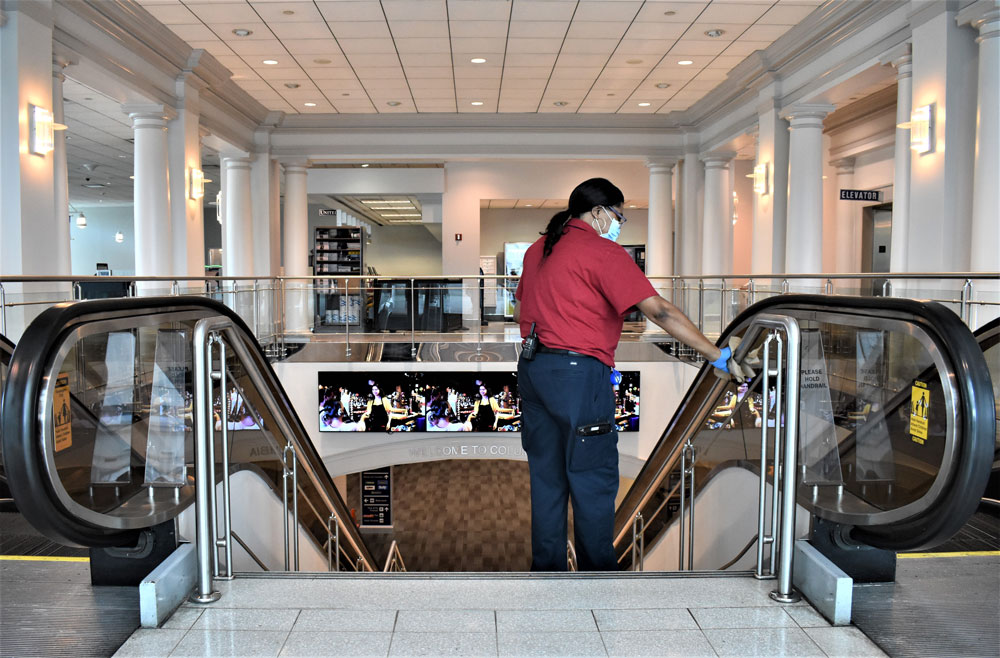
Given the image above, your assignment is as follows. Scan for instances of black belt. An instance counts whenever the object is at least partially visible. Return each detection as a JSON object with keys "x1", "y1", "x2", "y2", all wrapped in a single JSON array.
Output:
[{"x1": 537, "y1": 345, "x2": 586, "y2": 357}]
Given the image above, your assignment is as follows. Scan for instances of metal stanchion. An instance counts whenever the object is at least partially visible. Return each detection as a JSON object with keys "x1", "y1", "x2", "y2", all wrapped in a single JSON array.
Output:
[
  {"x1": 191, "y1": 323, "x2": 221, "y2": 604},
  {"x1": 678, "y1": 445, "x2": 687, "y2": 570},
  {"x1": 770, "y1": 321, "x2": 801, "y2": 603},
  {"x1": 410, "y1": 278, "x2": 416, "y2": 358},
  {"x1": 631, "y1": 513, "x2": 645, "y2": 572},
  {"x1": 217, "y1": 339, "x2": 233, "y2": 579}
]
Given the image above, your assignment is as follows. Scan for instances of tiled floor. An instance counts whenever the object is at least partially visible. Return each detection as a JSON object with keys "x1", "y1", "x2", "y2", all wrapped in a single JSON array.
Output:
[{"x1": 112, "y1": 574, "x2": 887, "y2": 657}]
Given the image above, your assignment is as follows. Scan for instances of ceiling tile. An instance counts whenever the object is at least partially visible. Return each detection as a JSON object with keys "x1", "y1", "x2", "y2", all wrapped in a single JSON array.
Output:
[
  {"x1": 510, "y1": 1, "x2": 576, "y2": 22},
  {"x1": 740, "y1": 24, "x2": 793, "y2": 41},
  {"x1": 354, "y1": 66, "x2": 406, "y2": 79},
  {"x1": 448, "y1": 20, "x2": 508, "y2": 38},
  {"x1": 185, "y1": 2, "x2": 260, "y2": 23},
  {"x1": 327, "y1": 20, "x2": 392, "y2": 38},
  {"x1": 315, "y1": 2, "x2": 386, "y2": 22},
  {"x1": 249, "y1": 2, "x2": 325, "y2": 23},
  {"x1": 572, "y1": 1, "x2": 642, "y2": 22},
  {"x1": 411, "y1": 89, "x2": 457, "y2": 100},
  {"x1": 142, "y1": 3, "x2": 200, "y2": 24},
  {"x1": 404, "y1": 67, "x2": 456, "y2": 79},
  {"x1": 338, "y1": 38, "x2": 399, "y2": 54},
  {"x1": 705, "y1": 55, "x2": 745, "y2": 69},
  {"x1": 505, "y1": 38, "x2": 563, "y2": 54},
  {"x1": 407, "y1": 77, "x2": 456, "y2": 88},
  {"x1": 502, "y1": 67, "x2": 553, "y2": 79},
  {"x1": 616, "y1": 39, "x2": 677, "y2": 55},
  {"x1": 448, "y1": 0, "x2": 511, "y2": 21},
  {"x1": 269, "y1": 22, "x2": 334, "y2": 39},
  {"x1": 382, "y1": 0, "x2": 446, "y2": 21},
  {"x1": 559, "y1": 38, "x2": 619, "y2": 54},
  {"x1": 169, "y1": 24, "x2": 218, "y2": 41},
  {"x1": 504, "y1": 53, "x2": 557, "y2": 68},
  {"x1": 283, "y1": 38, "x2": 345, "y2": 55},
  {"x1": 697, "y1": 3, "x2": 771, "y2": 24},
  {"x1": 388, "y1": 20, "x2": 449, "y2": 38},
  {"x1": 400, "y1": 53, "x2": 453, "y2": 67},
  {"x1": 334, "y1": 100, "x2": 378, "y2": 113},
  {"x1": 257, "y1": 67, "x2": 307, "y2": 80},
  {"x1": 624, "y1": 23, "x2": 688, "y2": 40},
  {"x1": 670, "y1": 39, "x2": 729, "y2": 57},
  {"x1": 307, "y1": 67, "x2": 362, "y2": 80},
  {"x1": 634, "y1": 2, "x2": 708, "y2": 23},
  {"x1": 566, "y1": 21, "x2": 630, "y2": 39},
  {"x1": 508, "y1": 21, "x2": 570, "y2": 38},
  {"x1": 451, "y1": 37, "x2": 506, "y2": 54},
  {"x1": 758, "y1": 4, "x2": 818, "y2": 24},
  {"x1": 227, "y1": 39, "x2": 287, "y2": 56},
  {"x1": 501, "y1": 78, "x2": 547, "y2": 90},
  {"x1": 600, "y1": 66, "x2": 652, "y2": 80},
  {"x1": 545, "y1": 79, "x2": 593, "y2": 91},
  {"x1": 394, "y1": 38, "x2": 452, "y2": 54},
  {"x1": 606, "y1": 53, "x2": 660, "y2": 67},
  {"x1": 416, "y1": 101, "x2": 457, "y2": 111},
  {"x1": 554, "y1": 53, "x2": 609, "y2": 67}
]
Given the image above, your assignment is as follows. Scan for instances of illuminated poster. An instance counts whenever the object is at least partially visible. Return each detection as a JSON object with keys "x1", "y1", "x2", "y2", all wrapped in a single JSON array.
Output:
[{"x1": 360, "y1": 468, "x2": 392, "y2": 527}]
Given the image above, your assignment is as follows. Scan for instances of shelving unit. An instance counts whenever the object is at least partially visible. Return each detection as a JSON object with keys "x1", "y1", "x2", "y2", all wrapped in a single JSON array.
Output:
[{"x1": 313, "y1": 226, "x2": 364, "y2": 331}]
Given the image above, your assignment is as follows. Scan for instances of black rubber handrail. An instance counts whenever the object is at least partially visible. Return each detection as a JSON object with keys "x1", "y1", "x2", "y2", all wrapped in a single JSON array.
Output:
[
  {"x1": 614, "y1": 294, "x2": 995, "y2": 554},
  {"x1": 0, "y1": 297, "x2": 375, "y2": 570}
]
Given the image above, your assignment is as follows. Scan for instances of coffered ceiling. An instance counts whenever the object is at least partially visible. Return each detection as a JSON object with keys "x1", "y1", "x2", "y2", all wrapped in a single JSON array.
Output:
[{"x1": 135, "y1": 0, "x2": 824, "y2": 115}]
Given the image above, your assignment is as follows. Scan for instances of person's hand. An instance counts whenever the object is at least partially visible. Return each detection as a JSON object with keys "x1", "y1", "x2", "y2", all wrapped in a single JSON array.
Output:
[{"x1": 711, "y1": 336, "x2": 760, "y2": 383}]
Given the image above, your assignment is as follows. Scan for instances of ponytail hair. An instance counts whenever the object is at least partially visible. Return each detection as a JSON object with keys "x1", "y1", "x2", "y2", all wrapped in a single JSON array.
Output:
[{"x1": 539, "y1": 177, "x2": 625, "y2": 257}]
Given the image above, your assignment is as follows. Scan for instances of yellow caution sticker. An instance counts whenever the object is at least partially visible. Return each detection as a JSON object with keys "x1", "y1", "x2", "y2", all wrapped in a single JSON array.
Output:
[
  {"x1": 910, "y1": 381, "x2": 929, "y2": 444},
  {"x1": 53, "y1": 373, "x2": 72, "y2": 452}
]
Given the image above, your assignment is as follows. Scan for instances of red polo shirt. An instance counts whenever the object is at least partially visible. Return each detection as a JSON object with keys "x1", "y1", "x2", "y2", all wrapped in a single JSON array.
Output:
[{"x1": 515, "y1": 218, "x2": 657, "y2": 367}]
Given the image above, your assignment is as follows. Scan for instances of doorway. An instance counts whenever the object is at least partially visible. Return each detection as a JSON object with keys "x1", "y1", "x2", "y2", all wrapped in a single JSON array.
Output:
[{"x1": 861, "y1": 203, "x2": 893, "y2": 295}]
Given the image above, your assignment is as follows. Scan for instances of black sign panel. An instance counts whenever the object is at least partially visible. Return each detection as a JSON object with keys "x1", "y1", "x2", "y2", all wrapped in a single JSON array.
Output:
[
  {"x1": 360, "y1": 468, "x2": 392, "y2": 527},
  {"x1": 318, "y1": 208, "x2": 337, "y2": 216},
  {"x1": 839, "y1": 189, "x2": 882, "y2": 201}
]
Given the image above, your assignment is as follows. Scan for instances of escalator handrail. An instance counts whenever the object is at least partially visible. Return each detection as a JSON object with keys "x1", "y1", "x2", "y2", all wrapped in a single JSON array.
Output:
[
  {"x1": 0, "y1": 296, "x2": 376, "y2": 569},
  {"x1": 614, "y1": 294, "x2": 995, "y2": 553}
]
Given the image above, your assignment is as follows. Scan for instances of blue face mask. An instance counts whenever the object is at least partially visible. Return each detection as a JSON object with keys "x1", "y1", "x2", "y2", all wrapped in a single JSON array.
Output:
[{"x1": 598, "y1": 208, "x2": 623, "y2": 243}]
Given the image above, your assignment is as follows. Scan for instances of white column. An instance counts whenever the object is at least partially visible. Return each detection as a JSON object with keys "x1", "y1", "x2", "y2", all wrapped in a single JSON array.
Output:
[
  {"x1": 222, "y1": 157, "x2": 254, "y2": 277},
  {"x1": 268, "y1": 158, "x2": 282, "y2": 275},
  {"x1": 751, "y1": 95, "x2": 790, "y2": 275},
  {"x1": 963, "y1": 5, "x2": 1000, "y2": 274},
  {"x1": 167, "y1": 81, "x2": 204, "y2": 282},
  {"x1": 283, "y1": 162, "x2": 310, "y2": 333},
  {"x1": 646, "y1": 159, "x2": 676, "y2": 282},
  {"x1": 701, "y1": 154, "x2": 734, "y2": 276},
  {"x1": 882, "y1": 45, "x2": 912, "y2": 274},
  {"x1": 679, "y1": 146, "x2": 702, "y2": 275},
  {"x1": 832, "y1": 158, "x2": 857, "y2": 275},
  {"x1": 783, "y1": 104, "x2": 834, "y2": 281},
  {"x1": 250, "y1": 149, "x2": 276, "y2": 277},
  {"x1": 52, "y1": 59, "x2": 71, "y2": 276},
  {"x1": 124, "y1": 104, "x2": 174, "y2": 285}
]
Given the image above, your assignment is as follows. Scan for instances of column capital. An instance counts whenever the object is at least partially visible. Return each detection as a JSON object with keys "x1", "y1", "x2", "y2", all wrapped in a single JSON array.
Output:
[
  {"x1": 123, "y1": 103, "x2": 176, "y2": 126},
  {"x1": 282, "y1": 161, "x2": 310, "y2": 175},
  {"x1": 783, "y1": 103, "x2": 835, "y2": 127},
  {"x1": 646, "y1": 158, "x2": 678, "y2": 172},
  {"x1": 52, "y1": 56, "x2": 73, "y2": 81},
  {"x1": 957, "y1": 1, "x2": 1000, "y2": 40},
  {"x1": 222, "y1": 156, "x2": 252, "y2": 170},
  {"x1": 830, "y1": 157, "x2": 856, "y2": 173},
  {"x1": 700, "y1": 152, "x2": 736, "y2": 167},
  {"x1": 879, "y1": 42, "x2": 912, "y2": 79}
]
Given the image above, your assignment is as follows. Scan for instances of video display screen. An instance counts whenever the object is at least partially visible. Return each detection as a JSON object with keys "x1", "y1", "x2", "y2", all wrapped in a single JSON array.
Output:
[{"x1": 318, "y1": 371, "x2": 640, "y2": 433}]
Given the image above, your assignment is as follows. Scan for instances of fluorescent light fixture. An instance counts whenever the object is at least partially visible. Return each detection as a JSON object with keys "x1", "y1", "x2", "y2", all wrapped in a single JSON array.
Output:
[
  {"x1": 189, "y1": 168, "x2": 205, "y2": 200},
  {"x1": 369, "y1": 206, "x2": 415, "y2": 210},
  {"x1": 361, "y1": 199, "x2": 411, "y2": 205},
  {"x1": 380, "y1": 213, "x2": 422, "y2": 218},
  {"x1": 28, "y1": 104, "x2": 54, "y2": 155},
  {"x1": 904, "y1": 104, "x2": 934, "y2": 154}
]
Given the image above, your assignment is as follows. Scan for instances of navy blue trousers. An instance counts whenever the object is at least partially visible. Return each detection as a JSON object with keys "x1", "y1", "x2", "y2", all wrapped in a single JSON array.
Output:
[{"x1": 518, "y1": 352, "x2": 619, "y2": 571}]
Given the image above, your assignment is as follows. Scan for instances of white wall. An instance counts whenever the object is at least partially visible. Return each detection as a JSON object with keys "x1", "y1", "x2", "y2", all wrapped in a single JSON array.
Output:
[
  {"x1": 480, "y1": 207, "x2": 650, "y2": 263},
  {"x1": 70, "y1": 205, "x2": 136, "y2": 275}
]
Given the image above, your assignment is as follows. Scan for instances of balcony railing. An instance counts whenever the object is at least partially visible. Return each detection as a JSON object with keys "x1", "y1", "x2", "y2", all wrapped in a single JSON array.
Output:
[{"x1": 1, "y1": 273, "x2": 997, "y2": 353}]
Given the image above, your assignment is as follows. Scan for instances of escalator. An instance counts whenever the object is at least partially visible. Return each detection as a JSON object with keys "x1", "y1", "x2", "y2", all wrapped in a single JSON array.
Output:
[
  {"x1": 613, "y1": 296, "x2": 995, "y2": 571},
  {"x1": 0, "y1": 297, "x2": 376, "y2": 575}
]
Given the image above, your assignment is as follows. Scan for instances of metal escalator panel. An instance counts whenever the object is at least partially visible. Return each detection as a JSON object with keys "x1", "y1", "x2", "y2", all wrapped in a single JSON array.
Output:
[
  {"x1": 615, "y1": 295, "x2": 995, "y2": 566},
  {"x1": 1, "y1": 333, "x2": 13, "y2": 490},
  {"x1": 0, "y1": 297, "x2": 375, "y2": 571}
]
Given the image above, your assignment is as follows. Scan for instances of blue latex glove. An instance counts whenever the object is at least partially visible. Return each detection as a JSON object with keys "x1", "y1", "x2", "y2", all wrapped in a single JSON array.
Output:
[
  {"x1": 710, "y1": 346, "x2": 732, "y2": 373},
  {"x1": 610, "y1": 368, "x2": 623, "y2": 386}
]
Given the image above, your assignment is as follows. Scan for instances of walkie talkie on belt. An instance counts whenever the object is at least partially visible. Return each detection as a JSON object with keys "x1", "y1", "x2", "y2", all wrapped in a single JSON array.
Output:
[{"x1": 521, "y1": 322, "x2": 538, "y2": 361}]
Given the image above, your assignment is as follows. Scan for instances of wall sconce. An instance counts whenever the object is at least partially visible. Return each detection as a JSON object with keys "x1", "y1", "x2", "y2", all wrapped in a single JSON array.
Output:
[
  {"x1": 114, "y1": 231, "x2": 124, "y2": 243},
  {"x1": 28, "y1": 104, "x2": 55, "y2": 156},
  {"x1": 899, "y1": 104, "x2": 934, "y2": 154},
  {"x1": 746, "y1": 162, "x2": 769, "y2": 195},
  {"x1": 189, "y1": 168, "x2": 205, "y2": 200},
  {"x1": 75, "y1": 212, "x2": 87, "y2": 228}
]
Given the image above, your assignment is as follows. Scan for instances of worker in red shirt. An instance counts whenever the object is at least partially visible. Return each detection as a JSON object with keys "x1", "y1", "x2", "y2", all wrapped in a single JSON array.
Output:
[{"x1": 514, "y1": 177, "x2": 742, "y2": 571}]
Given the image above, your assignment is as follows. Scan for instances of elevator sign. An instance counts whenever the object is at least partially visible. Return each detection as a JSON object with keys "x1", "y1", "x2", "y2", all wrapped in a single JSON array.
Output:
[
  {"x1": 839, "y1": 189, "x2": 882, "y2": 201},
  {"x1": 360, "y1": 467, "x2": 392, "y2": 528}
]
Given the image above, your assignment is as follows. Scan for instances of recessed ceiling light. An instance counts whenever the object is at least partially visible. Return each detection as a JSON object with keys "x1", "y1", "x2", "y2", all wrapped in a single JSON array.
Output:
[
  {"x1": 663, "y1": 10, "x2": 676, "y2": 16},
  {"x1": 342, "y1": 93, "x2": 351, "y2": 96},
  {"x1": 638, "y1": 102, "x2": 651, "y2": 107},
  {"x1": 678, "y1": 60, "x2": 693, "y2": 66},
  {"x1": 361, "y1": 164, "x2": 370, "y2": 168},
  {"x1": 656, "y1": 82, "x2": 671, "y2": 89},
  {"x1": 606, "y1": 93, "x2": 615, "y2": 97},
  {"x1": 704, "y1": 29, "x2": 725, "y2": 38},
  {"x1": 282, "y1": 9, "x2": 294, "y2": 15},
  {"x1": 386, "y1": 101, "x2": 401, "y2": 106},
  {"x1": 232, "y1": 28, "x2": 253, "y2": 37},
  {"x1": 304, "y1": 102, "x2": 317, "y2": 107},
  {"x1": 83, "y1": 97, "x2": 93, "y2": 101},
  {"x1": 284, "y1": 82, "x2": 300, "y2": 89},
  {"x1": 470, "y1": 57, "x2": 487, "y2": 64},
  {"x1": 626, "y1": 58, "x2": 643, "y2": 65},
  {"x1": 471, "y1": 101, "x2": 484, "y2": 106},
  {"x1": 628, "y1": 204, "x2": 636, "y2": 208},
  {"x1": 313, "y1": 58, "x2": 332, "y2": 65},
  {"x1": 524, "y1": 204, "x2": 532, "y2": 207},
  {"x1": 262, "y1": 59, "x2": 278, "y2": 65},
  {"x1": 553, "y1": 101, "x2": 568, "y2": 107}
]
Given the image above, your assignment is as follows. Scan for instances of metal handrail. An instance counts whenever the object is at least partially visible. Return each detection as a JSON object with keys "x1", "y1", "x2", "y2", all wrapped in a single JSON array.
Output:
[
  {"x1": 567, "y1": 541, "x2": 578, "y2": 572},
  {"x1": 231, "y1": 531, "x2": 270, "y2": 572},
  {"x1": 383, "y1": 540, "x2": 407, "y2": 572}
]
